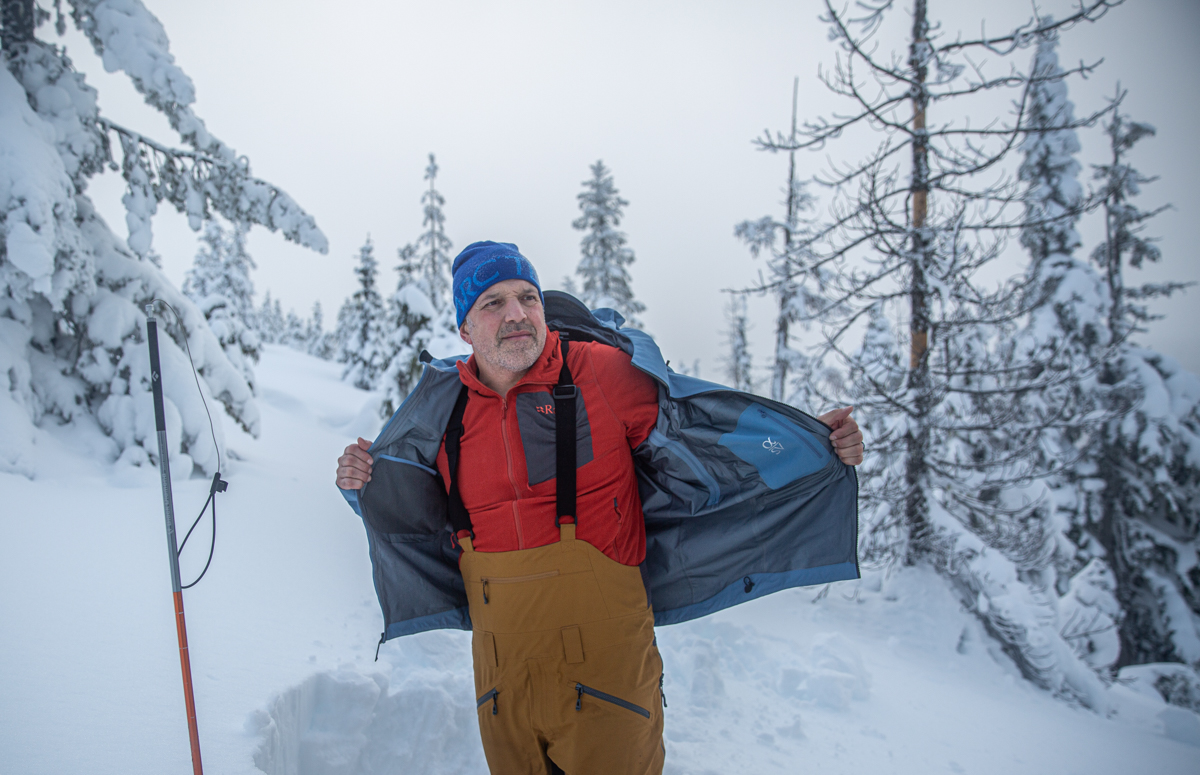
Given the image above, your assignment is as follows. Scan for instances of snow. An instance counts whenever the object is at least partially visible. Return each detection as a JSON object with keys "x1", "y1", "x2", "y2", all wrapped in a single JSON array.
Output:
[
  {"x1": 69, "y1": 0, "x2": 329, "y2": 254},
  {"x1": 88, "y1": 0, "x2": 197, "y2": 106},
  {"x1": 0, "y1": 62, "x2": 87, "y2": 306},
  {"x1": 2, "y1": 345, "x2": 1198, "y2": 774}
]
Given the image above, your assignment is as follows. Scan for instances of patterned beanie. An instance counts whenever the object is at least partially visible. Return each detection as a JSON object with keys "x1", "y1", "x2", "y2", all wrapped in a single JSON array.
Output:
[{"x1": 451, "y1": 241, "x2": 543, "y2": 326}]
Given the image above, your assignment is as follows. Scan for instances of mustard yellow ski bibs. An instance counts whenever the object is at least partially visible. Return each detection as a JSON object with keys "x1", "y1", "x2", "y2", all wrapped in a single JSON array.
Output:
[{"x1": 461, "y1": 524, "x2": 665, "y2": 775}]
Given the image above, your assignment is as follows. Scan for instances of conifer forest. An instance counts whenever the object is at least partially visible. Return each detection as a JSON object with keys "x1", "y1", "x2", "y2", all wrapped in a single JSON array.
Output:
[{"x1": 2, "y1": 1, "x2": 1198, "y2": 772}]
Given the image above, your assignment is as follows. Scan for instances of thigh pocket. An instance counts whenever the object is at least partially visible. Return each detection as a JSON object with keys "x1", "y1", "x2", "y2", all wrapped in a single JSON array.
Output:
[
  {"x1": 477, "y1": 687, "x2": 499, "y2": 717},
  {"x1": 572, "y1": 683, "x2": 650, "y2": 719}
]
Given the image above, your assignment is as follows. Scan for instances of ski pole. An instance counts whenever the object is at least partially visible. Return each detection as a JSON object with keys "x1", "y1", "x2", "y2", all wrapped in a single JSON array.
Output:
[{"x1": 146, "y1": 306, "x2": 204, "y2": 775}]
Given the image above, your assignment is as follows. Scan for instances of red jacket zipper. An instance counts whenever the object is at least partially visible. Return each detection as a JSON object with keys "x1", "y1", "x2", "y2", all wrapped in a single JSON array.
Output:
[{"x1": 499, "y1": 396, "x2": 525, "y2": 549}]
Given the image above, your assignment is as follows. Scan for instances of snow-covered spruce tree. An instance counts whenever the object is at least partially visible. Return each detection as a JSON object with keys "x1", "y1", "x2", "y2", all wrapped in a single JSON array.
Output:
[
  {"x1": 305, "y1": 300, "x2": 333, "y2": 360},
  {"x1": 379, "y1": 158, "x2": 461, "y2": 417},
  {"x1": 842, "y1": 306, "x2": 908, "y2": 563},
  {"x1": 335, "y1": 236, "x2": 388, "y2": 391},
  {"x1": 182, "y1": 219, "x2": 260, "y2": 390},
  {"x1": 280, "y1": 308, "x2": 305, "y2": 349},
  {"x1": 736, "y1": 78, "x2": 840, "y2": 410},
  {"x1": 1005, "y1": 28, "x2": 1127, "y2": 680},
  {"x1": 571, "y1": 160, "x2": 645, "y2": 328},
  {"x1": 947, "y1": 25, "x2": 1136, "y2": 695},
  {"x1": 255, "y1": 291, "x2": 285, "y2": 345},
  {"x1": 415, "y1": 153, "x2": 452, "y2": 313},
  {"x1": 379, "y1": 243, "x2": 433, "y2": 417},
  {"x1": 758, "y1": 0, "x2": 1120, "y2": 706},
  {"x1": 0, "y1": 0, "x2": 326, "y2": 476},
  {"x1": 720, "y1": 294, "x2": 755, "y2": 393},
  {"x1": 1081, "y1": 105, "x2": 1200, "y2": 669}
]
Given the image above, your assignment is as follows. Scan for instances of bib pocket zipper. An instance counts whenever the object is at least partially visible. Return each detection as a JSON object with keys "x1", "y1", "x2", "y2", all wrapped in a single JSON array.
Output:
[
  {"x1": 483, "y1": 570, "x2": 560, "y2": 584},
  {"x1": 574, "y1": 683, "x2": 650, "y2": 719},
  {"x1": 480, "y1": 570, "x2": 560, "y2": 604}
]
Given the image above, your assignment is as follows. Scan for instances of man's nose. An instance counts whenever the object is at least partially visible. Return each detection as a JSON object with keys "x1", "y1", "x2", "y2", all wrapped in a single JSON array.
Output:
[{"x1": 501, "y1": 297, "x2": 528, "y2": 321}]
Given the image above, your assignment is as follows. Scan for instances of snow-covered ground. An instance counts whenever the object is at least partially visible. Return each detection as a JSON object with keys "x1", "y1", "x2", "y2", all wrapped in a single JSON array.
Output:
[{"x1": 1, "y1": 346, "x2": 1197, "y2": 774}]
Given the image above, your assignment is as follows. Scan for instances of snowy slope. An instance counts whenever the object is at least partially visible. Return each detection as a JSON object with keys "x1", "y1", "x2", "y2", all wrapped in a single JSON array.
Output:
[{"x1": 1, "y1": 346, "x2": 1197, "y2": 774}]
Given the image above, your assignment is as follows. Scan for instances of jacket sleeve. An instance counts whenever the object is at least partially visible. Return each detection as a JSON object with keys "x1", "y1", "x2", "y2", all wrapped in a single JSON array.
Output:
[{"x1": 586, "y1": 343, "x2": 659, "y2": 449}]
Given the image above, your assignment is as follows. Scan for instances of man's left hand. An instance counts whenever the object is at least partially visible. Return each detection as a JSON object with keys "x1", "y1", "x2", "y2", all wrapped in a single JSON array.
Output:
[{"x1": 817, "y1": 406, "x2": 864, "y2": 466}]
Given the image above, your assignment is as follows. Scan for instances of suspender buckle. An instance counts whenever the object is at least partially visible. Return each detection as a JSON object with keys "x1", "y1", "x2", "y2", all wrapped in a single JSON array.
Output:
[{"x1": 552, "y1": 385, "x2": 577, "y2": 400}]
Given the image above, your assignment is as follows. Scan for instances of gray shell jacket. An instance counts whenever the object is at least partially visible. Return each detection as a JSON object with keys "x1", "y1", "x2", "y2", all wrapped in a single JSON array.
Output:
[{"x1": 340, "y1": 292, "x2": 859, "y2": 642}]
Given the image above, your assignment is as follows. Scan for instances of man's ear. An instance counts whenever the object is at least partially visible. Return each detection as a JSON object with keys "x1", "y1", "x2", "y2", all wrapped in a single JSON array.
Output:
[{"x1": 459, "y1": 322, "x2": 472, "y2": 346}]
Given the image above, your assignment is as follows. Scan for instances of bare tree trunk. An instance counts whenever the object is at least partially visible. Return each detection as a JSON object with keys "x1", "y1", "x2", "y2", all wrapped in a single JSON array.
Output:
[
  {"x1": 772, "y1": 77, "x2": 801, "y2": 403},
  {"x1": 905, "y1": 0, "x2": 934, "y2": 562},
  {"x1": 1102, "y1": 145, "x2": 1125, "y2": 342}
]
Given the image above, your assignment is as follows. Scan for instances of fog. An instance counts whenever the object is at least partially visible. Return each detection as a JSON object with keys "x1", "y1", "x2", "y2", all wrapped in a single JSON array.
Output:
[{"x1": 60, "y1": 0, "x2": 1199, "y2": 380}]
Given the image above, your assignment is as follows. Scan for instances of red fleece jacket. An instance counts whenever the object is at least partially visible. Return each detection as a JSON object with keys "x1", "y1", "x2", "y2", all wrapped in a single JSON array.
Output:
[{"x1": 435, "y1": 330, "x2": 659, "y2": 566}]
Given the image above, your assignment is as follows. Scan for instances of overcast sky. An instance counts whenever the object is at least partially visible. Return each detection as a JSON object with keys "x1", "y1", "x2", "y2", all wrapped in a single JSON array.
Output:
[{"x1": 60, "y1": 0, "x2": 1199, "y2": 383}]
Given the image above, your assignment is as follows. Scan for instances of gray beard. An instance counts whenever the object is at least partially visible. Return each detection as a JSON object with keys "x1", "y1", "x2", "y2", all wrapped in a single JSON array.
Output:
[
  {"x1": 489, "y1": 339, "x2": 542, "y2": 373},
  {"x1": 472, "y1": 321, "x2": 544, "y2": 375}
]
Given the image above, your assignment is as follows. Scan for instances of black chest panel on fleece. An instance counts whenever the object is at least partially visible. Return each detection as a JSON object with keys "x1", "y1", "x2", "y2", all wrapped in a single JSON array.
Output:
[{"x1": 515, "y1": 390, "x2": 594, "y2": 486}]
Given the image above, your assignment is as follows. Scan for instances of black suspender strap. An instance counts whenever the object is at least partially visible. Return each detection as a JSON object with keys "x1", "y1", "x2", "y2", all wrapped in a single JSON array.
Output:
[
  {"x1": 553, "y1": 334, "x2": 578, "y2": 527},
  {"x1": 444, "y1": 384, "x2": 473, "y2": 538}
]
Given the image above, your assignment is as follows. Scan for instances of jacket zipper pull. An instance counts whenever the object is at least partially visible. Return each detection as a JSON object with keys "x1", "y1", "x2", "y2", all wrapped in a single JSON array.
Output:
[
  {"x1": 743, "y1": 575, "x2": 755, "y2": 594},
  {"x1": 492, "y1": 692, "x2": 498, "y2": 715},
  {"x1": 482, "y1": 578, "x2": 489, "y2": 604},
  {"x1": 660, "y1": 674, "x2": 668, "y2": 708},
  {"x1": 374, "y1": 631, "x2": 384, "y2": 662},
  {"x1": 575, "y1": 683, "x2": 584, "y2": 711}
]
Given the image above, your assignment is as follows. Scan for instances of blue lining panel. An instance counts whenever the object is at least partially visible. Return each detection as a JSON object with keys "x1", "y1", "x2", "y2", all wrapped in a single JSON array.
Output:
[
  {"x1": 653, "y1": 562, "x2": 859, "y2": 627},
  {"x1": 384, "y1": 606, "x2": 472, "y2": 640},
  {"x1": 648, "y1": 429, "x2": 721, "y2": 508},
  {"x1": 378, "y1": 455, "x2": 439, "y2": 477},
  {"x1": 718, "y1": 403, "x2": 831, "y2": 489},
  {"x1": 340, "y1": 487, "x2": 362, "y2": 518}
]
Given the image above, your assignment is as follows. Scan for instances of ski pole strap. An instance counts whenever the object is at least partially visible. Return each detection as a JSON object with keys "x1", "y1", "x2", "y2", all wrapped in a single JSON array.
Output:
[
  {"x1": 554, "y1": 334, "x2": 577, "y2": 527},
  {"x1": 179, "y1": 472, "x2": 227, "y2": 589},
  {"x1": 445, "y1": 384, "x2": 474, "y2": 539}
]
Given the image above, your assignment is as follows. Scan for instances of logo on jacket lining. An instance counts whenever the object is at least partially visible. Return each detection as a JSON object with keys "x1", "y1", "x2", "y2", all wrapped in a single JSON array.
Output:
[{"x1": 763, "y1": 437, "x2": 784, "y2": 455}]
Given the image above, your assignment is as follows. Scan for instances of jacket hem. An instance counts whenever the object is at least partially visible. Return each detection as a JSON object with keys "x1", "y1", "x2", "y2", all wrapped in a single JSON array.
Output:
[
  {"x1": 384, "y1": 606, "x2": 472, "y2": 640},
  {"x1": 652, "y1": 561, "x2": 859, "y2": 627}
]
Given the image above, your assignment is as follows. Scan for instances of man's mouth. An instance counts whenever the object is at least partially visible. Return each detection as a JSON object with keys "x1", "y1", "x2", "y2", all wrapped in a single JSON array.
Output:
[{"x1": 498, "y1": 327, "x2": 535, "y2": 344}]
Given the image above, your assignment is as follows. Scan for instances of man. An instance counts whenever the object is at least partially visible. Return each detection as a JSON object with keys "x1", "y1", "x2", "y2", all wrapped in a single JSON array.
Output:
[{"x1": 337, "y1": 241, "x2": 863, "y2": 774}]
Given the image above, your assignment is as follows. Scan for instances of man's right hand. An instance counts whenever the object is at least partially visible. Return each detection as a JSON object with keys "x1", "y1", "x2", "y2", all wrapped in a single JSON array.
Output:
[{"x1": 336, "y1": 437, "x2": 374, "y2": 490}]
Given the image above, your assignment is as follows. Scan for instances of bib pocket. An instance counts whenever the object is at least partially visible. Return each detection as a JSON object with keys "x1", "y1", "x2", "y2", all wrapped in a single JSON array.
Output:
[{"x1": 480, "y1": 570, "x2": 560, "y2": 604}]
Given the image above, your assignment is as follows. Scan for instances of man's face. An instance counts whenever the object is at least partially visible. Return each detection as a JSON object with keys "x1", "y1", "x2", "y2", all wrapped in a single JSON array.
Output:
[{"x1": 460, "y1": 279, "x2": 547, "y2": 375}]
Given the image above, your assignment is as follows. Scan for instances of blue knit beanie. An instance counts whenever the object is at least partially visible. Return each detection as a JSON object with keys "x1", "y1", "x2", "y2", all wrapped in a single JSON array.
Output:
[{"x1": 451, "y1": 241, "x2": 543, "y2": 326}]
